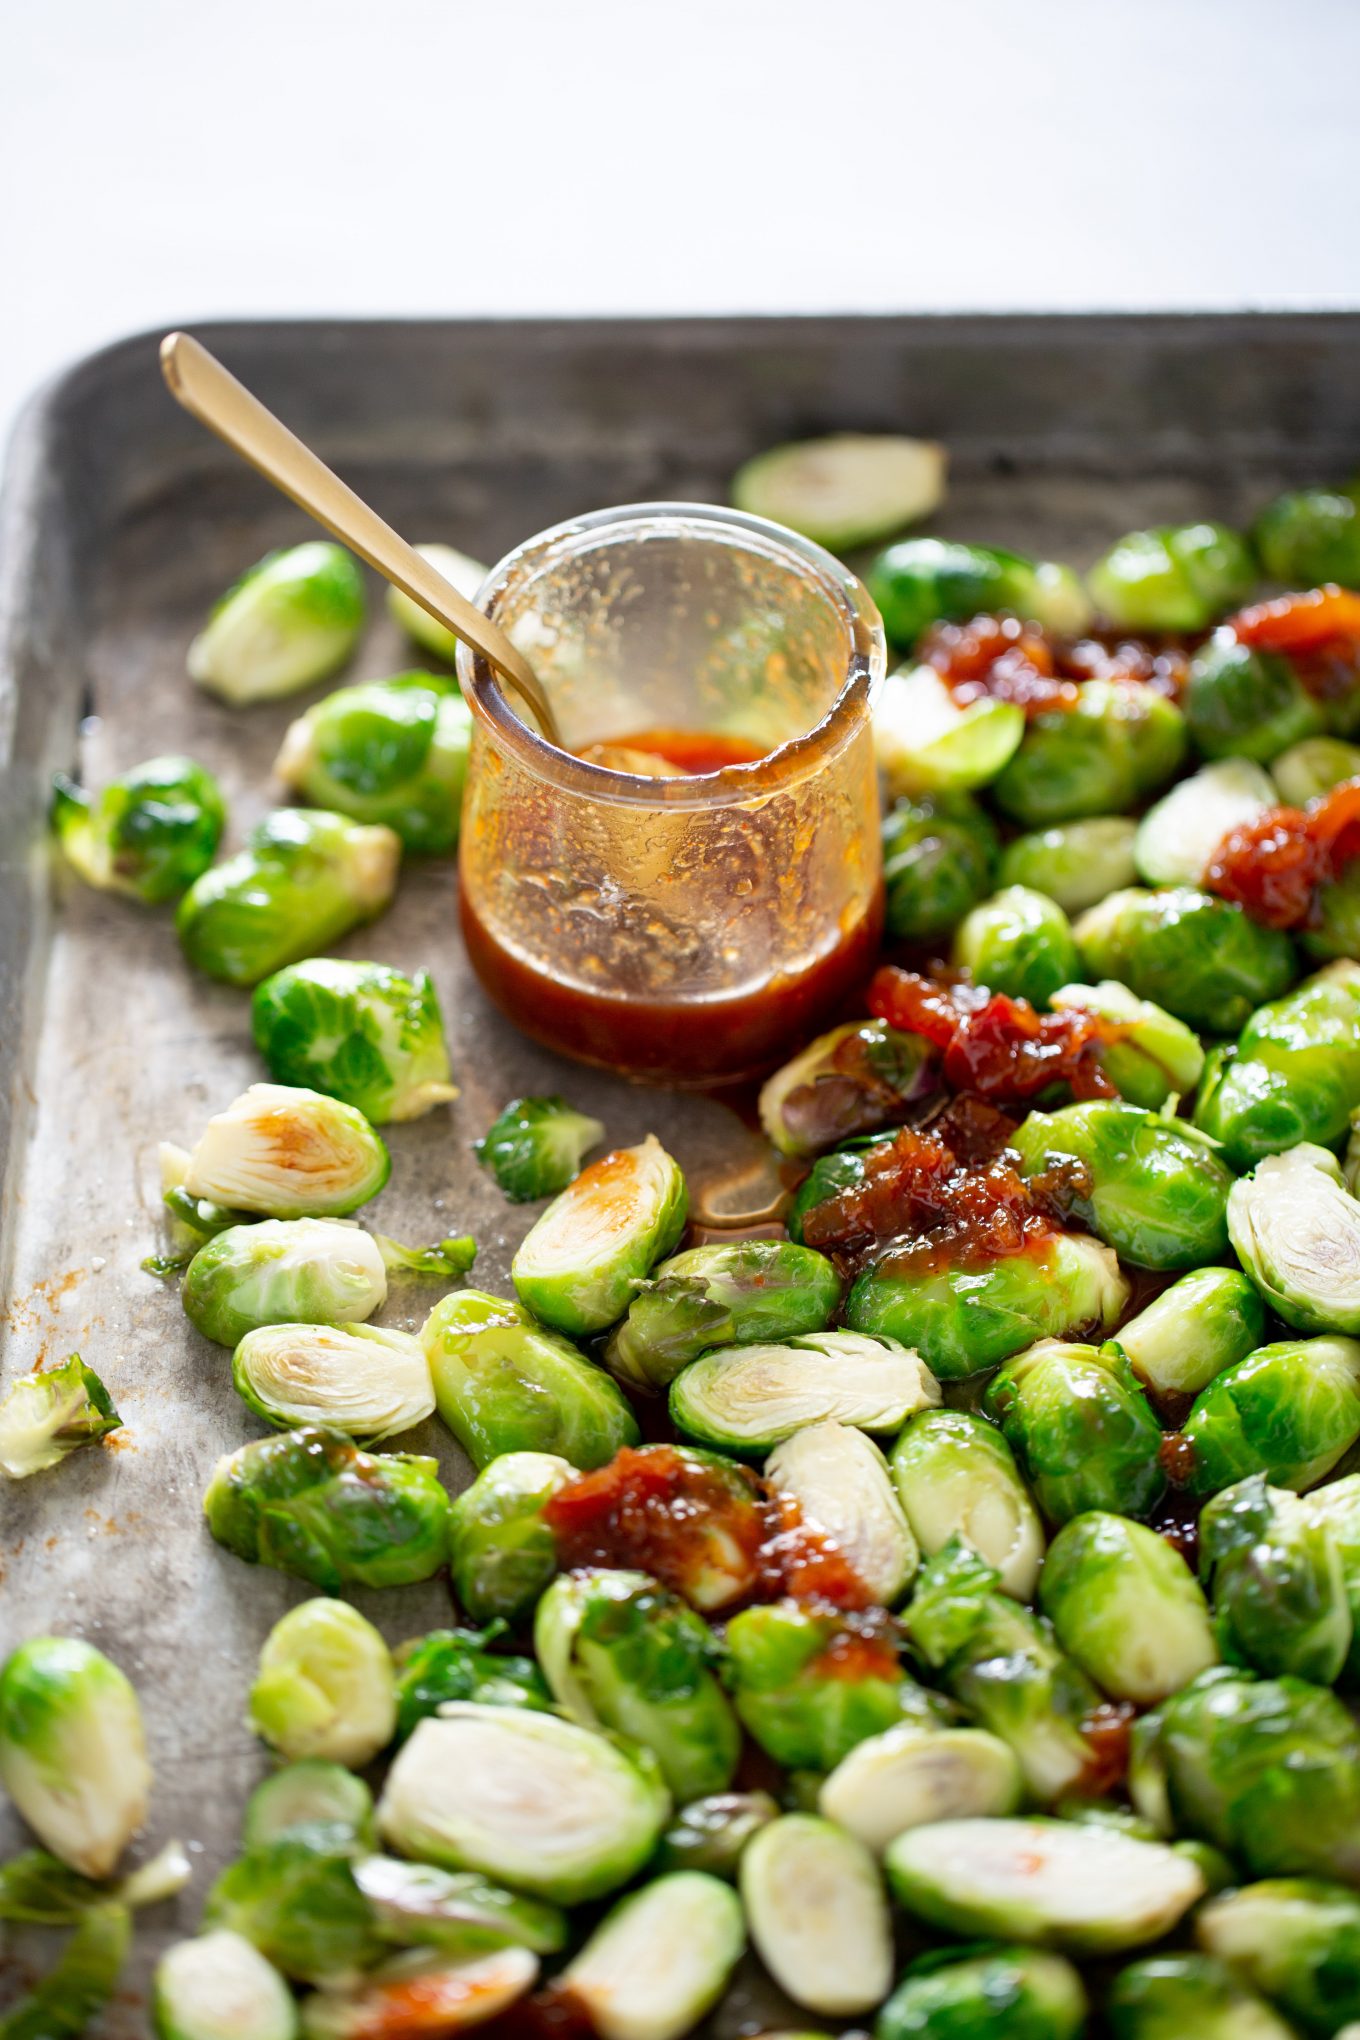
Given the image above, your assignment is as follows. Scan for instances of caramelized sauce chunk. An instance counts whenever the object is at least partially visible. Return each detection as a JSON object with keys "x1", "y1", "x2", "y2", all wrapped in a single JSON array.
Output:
[
  {"x1": 1205, "y1": 777, "x2": 1360, "y2": 928},
  {"x1": 921, "y1": 615, "x2": 1187, "y2": 717},
  {"x1": 868, "y1": 967, "x2": 1121, "y2": 1105}
]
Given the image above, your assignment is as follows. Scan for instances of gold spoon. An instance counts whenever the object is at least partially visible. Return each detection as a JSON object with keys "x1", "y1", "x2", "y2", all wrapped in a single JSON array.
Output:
[{"x1": 159, "y1": 331, "x2": 559, "y2": 743}]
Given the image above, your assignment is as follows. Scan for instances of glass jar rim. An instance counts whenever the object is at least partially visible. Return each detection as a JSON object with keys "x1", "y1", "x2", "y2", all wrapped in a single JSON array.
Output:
[{"x1": 455, "y1": 501, "x2": 886, "y2": 809}]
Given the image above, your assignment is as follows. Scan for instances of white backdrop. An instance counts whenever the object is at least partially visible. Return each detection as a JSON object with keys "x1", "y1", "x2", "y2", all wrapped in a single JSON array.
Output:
[{"x1": 2, "y1": 0, "x2": 1357, "y2": 441}]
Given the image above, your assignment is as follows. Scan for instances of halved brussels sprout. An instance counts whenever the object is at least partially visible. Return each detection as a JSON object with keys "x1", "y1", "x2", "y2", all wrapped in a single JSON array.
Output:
[
  {"x1": 204, "y1": 1838, "x2": 380, "y2": 1984},
  {"x1": 653, "y1": 1791, "x2": 779, "y2": 1878},
  {"x1": 846, "y1": 1233, "x2": 1128, "y2": 1382},
  {"x1": 387, "y1": 542, "x2": 487, "y2": 663},
  {"x1": 353, "y1": 1855, "x2": 566, "y2": 1958},
  {"x1": 865, "y1": 537, "x2": 1090, "y2": 649},
  {"x1": 1179, "y1": 1337, "x2": 1360, "y2": 1496},
  {"x1": 1197, "y1": 1876, "x2": 1360, "y2": 2036},
  {"x1": 1199, "y1": 1475, "x2": 1351, "y2": 1684},
  {"x1": 952, "y1": 885, "x2": 1079, "y2": 1007},
  {"x1": 189, "y1": 542, "x2": 365, "y2": 703},
  {"x1": 1133, "y1": 757, "x2": 1278, "y2": 887},
  {"x1": 888, "y1": 1408, "x2": 1043, "y2": 1600},
  {"x1": 1272, "y1": 733, "x2": 1360, "y2": 805},
  {"x1": 562, "y1": 1872, "x2": 745, "y2": 2040},
  {"x1": 723, "y1": 1598, "x2": 935, "y2": 1772},
  {"x1": 275, "y1": 673, "x2": 471, "y2": 853},
  {"x1": 154, "y1": 1930, "x2": 299, "y2": 2040},
  {"x1": 885, "y1": 1817, "x2": 1205, "y2": 1953},
  {"x1": 996, "y1": 815, "x2": 1140, "y2": 915},
  {"x1": 0, "y1": 1637, "x2": 150, "y2": 1879},
  {"x1": 511, "y1": 1136, "x2": 687, "y2": 1335},
  {"x1": 1047, "y1": 981, "x2": 1205, "y2": 1110},
  {"x1": 251, "y1": 959, "x2": 457, "y2": 1125},
  {"x1": 1110, "y1": 1267, "x2": 1266, "y2": 1400},
  {"x1": 248, "y1": 1600, "x2": 396, "y2": 1768},
  {"x1": 3, "y1": 1901, "x2": 131, "y2": 2037},
  {"x1": 993, "y1": 680, "x2": 1187, "y2": 829},
  {"x1": 983, "y1": 1339, "x2": 1165, "y2": 1523},
  {"x1": 881, "y1": 791, "x2": 999, "y2": 940},
  {"x1": 873, "y1": 664, "x2": 1024, "y2": 799},
  {"x1": 605, "y1": 1240, "x2": 841, "y2": 1391},
  {"x1": 819, "y1": 1723, "x2": 1021, "y2": 1852},
  {"x1": 0, "y1": 1352, "x2": 121, "y2": 1479},
  {"x1": 50, "y1": 754, "x2": 225, "y2": 902},
  {"x1": 392, "y1": 1629, "x2": 547, "y2": 1742},
  {"x1": 1039, "y1": 1512, "x2": 1217, "y2": 1703},
  {"x1": 177, "y1": 809, "x2": 400, "y2": 988},
  {"x1": 670, "y1": 1330, "x2": 940, "y2": 1453},
  {"x1": 1229, "y1": 1142, "x2": 1360, "y2": 1335},
  {"x1": 765, "y1": 1421, "x2": 917, "y2": 1604},
  {"x1": 900, "y1": 1541, "x2": 1103, "y2": 1804},
  {"x1": 1074, "y1": 884, "x2": 1297, "y2": 1034},
  {"x1": 1107, "y1": 1953, "x2": 1296, "y2": 2040},
  {"x1": 423, "y1": 1289, "x2": 639, "y2": 1470},
  {"x1": 1186, "y1": 632, "x2": 1324, "y2": 763},
  {"x1": 474, "y1": 1095, "x2": 605, "y2": 1204},
  {"x1": 184, "y1": 1221, "x2": 386, "y2": 1347},
  {"x1": 446, "y1": 1451, "x2": 573, "y2": 1624},
  {"x1": 1308, "y1": 1471, "x2": 1360, "y2": 1683},
  {"x1": 233, "y1": 1321, "x2": 434, "y2": 1440},
  {"x1": 877, "y1": 1948, "x2": 1086, "y2": 2040},
  {"x1": 0, "y1": 1840, "x2": 186, "y2": 1924},
  {"x1": 181, "y1": 1084, "x2": 390, "y2": 1219},
  {"x1": 204, "y1": 1425, "x2": 449, "y2": 1588},
  {"x1": 1087, "y1": 522, "x2": 1255, "y2": 632},
  {"x1": 299, "y1": 1947, "x2": 537, "y2": 2038},
  {"x1": 243, "y1": 1763, "x2": 375, "y2": 1853},
  {"x1": 1010, "y1": 1100, "x2": 1234, "y2": 1270},
  {"x1": 377, "y1": 1704, "x2": 669, "y2": 1904},
  {"x1": 1194, "y1": 960, "x2": 1360, "y2": 1168},
  {"x1": 758, "y1": 1020, "x2": 938, "y2": 1160},
  {"x1": 534, "y1": 1569, "x2": 739, "y2": 1802},
  {"x1": 732, "y1": 434, "x2": 946, "y2": 551},
  {"x1": 740, "y1": 1815, "x2": 892, "y2": 2016}
]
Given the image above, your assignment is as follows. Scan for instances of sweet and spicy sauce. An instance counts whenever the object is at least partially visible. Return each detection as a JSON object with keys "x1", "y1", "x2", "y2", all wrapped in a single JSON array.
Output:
[
  {"x1": 1205, "y1": 776, "x2": 1360, "y2": 928},
  {"x1": 868, "y1": 967, "x2": 1121, "y2": 1104},
  {"x1": 920, "y1": 615, "x2": 1188, "y2": 716},
  {"x1": 591, "y1": 727, "x2": 769, "y2": 774}
]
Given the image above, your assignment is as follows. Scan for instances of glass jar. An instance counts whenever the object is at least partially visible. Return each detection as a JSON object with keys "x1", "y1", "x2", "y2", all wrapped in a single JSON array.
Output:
[{"x1": 456, "y1": 502, "x2": 886, "y2": 1084}]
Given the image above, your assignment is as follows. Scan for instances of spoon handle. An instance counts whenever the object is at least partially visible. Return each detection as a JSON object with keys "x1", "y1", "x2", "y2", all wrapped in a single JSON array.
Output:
[{"x1": 160, "y1": 331, "x2": 558, "y2": 742}]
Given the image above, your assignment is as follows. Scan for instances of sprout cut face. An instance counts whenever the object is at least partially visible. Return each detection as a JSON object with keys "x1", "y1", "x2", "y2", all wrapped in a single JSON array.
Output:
[
  {"x1": 248, "y1": 1599, "x2": 397, "y2": 1768},
  {"x1": 50, "y1": 754, "x2": 226, "y2": 902},
  {"x1": 0, "y1": 1353, "x2": 121, "y2": 1478},
  {"x1": 889, "y1": 1408, "x2": 1044, "y2": 1600},
  {"x1": 387, "y1": 542, "x2": 488, "y2": 662},
  {"x1": 873, "y1": 664, "x2": 1024, "y2": 799},
  {"x1": 605, "y1": 1240, "x2": 842, "y2": 1391},
  {"x1": 764, "y1": 1421, "x2": 918, "y2": 1605},
  {"x1": 352, "y1": 1855, "x2": 566, "y2": 1959},
  {"x1": 562, "y1": 1872, "x2": 746, "y2": 2040},
  {"x1": 474, "y1": 1096, "x2": 605, "y2": 1203},
  {"x1": 251, "y1": 958, "x2": 457, "y2": 1125},
  {"x1": 1228, "y1": 1143, "x2": 1360, "y2": 1335},
  {"x1": 0, "y1": 1637, "x2": 151, "y2": 1880},
  {"x1": 243, "y1": 1762, "x2": 375, "y2": 1852},
  {"x1": 188, "y1": 541, "x2": 366, "y2": 704},
  {"x1": 740, "y1": 1815, "x2": 893, "y2": 2017},
  {"x1": 1133, "y1": 758, "x2": 1277, "y2": 888},
  {"x1": 669, "y1": 1330, "x2": 941, "y2": 1453},
  {"x1": 732, "y1": 433, "x2": 946, "y2": 551},
  {"x1": 181, "y1": 1083, "x2": 390, "y2": 1219},
  {"x1": 184, "y1": 1220, "x2": 390, "y2": 1348},
  {"x1": 511, "y1": 1136, "x2": 688, "y2": 1335},
  {"x1": 297, "y1": 1947, "x2": 540, "y2": 2040},
  {"x1": 233, "y1": 1321, "x2": 435, "y2": 1440},
  {"x1": 153, "y1": 1929, "x2": 299, "y2": 2040},
  {"x1": 819, "y1": 1723, "x2": 1022, "y2": 1852}
]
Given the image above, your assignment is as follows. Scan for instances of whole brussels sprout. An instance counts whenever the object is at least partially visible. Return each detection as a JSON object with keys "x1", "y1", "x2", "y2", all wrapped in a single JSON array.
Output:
[
  {"x1": 447, "y1": 1450, "x2": 573, "y2": 1624},
  {"x1": 248, "y1": 1600, "x2": 396, "y2": 1768},
  {"x1": 177, "y1": 809, "x2": 400, "y2": 987},
  {"x1": 873, "y1": 665, "x2": 1023, "y2": 800},
  {"x1": 0, "y1": 1637, "x2": 150, "y2": 1880},
  {"x1": 50, "y1": 754, "x2": 225, "y2": 902},
  {"x1": 820, "y1": 1723, "x2": 1022, "y2": 1853},
  {"x1": 1195, "y1": 960, "x2": 1360, "y2": 1167},
  {"x1": 1010, "y1": 1099, "x2": 1234, "y2": 1269},
  {"x1": 881, "y1": 791, "x2": 998, "y2": 940},
  {"x1": 377, "y1": 1703, "x2": 670, "y2": 1904},
  {"x1": 996, "y1": 815, "x2": 1139, "y2": 915},
  {"x1": 275, "y1": 673, "x2": 471, "y2": 852},
  {"x1": 885, "y1": 1816, "x2": 1204, "y2": 1953},
  {"x1": 1133, "y1": 756, "x2": 1278, "y2": 887},
  {"x1": 653, "y1": 1790, "x2": 778, "y2": 1878},
  {"x1": 352, "y1": 1853, "x2": 565, "y2": 1958},
  {"x1": 422, "y1": 1289, "x2": 639, "y2": 1470},
  {"x1": 387, "y1": 541, "x2": 487, "y2": 662},
  {"x1": 889, "y1": 1408, "x2": 1043, "y2": 1600},
  {"x1": 669, "y1": 1329, "x2": 940, "y2": 1453},
  {"x1": 242, "y1": 1763, "x2": 375, "y2": 1852},
  {"x1": 1199, "y1": 1475, "x2": 1352, "y2": 1684},
  {"x1": 1272, "y1": 733, "x2": 1360, "y2": 805},
  {"x1": 983, "y1": 1340, "x2": 1165, "y2": 1523},
  {"x1": 179, "y1": 1083, "x2": 390, "y2": 1220},
  {"x1": 474, "y1": 1095, "x2": 605, "y2": 1203},
  {"x1": 203, "y1": 1838, "x2": 381, "y2": 1983},
  {"x1": 741, "y1": 1815, "x2": 892, "y2": 2018},
  {"x1": 866, "y1": 537, "x2": 1090, "y2": 648},
  {"x1": 153, "y1": 1928, "x2": 298, "y2": 2040},
  {"x1": 251, "y1": 959, "x2": 457, "y2": 1124},
  {"x1": 765, "y1": 1421, "x2": 917, "y2": 1605},
  {"x1": 184, "y1": 1220, "x2": 386, "y2": 1347},
  {"x1": 233, "y1": 1321, "x2": 434, "y2": 1440},
  {"x1": 846, "y1": 1232, "x2": 1128, "y2": 1382},
  {"x1": 1229, "y1": 1142, "x2": 1360, "y2": 1334},
  {"x1": 203, "y1": 1425, "x2": 449, "y2": 1589},
  {"x1": 535, "y1": 1569, "x2": 739, "y2": 1803},
  {"x1": 1048, "y1": 980, "x2": 1205, "y2": 1109},
  {"x1": 1255, "y1": 486, "x2": 1360, "y2": 587},
  {"x1": 723, "y1": 1599, "x2": 936, "y2": 1773},
  {"x1": 0, "y1": 1351, "x2": 121, "y2": 1480},
  {"x1": 876, "y1": 1947, "x2": 1087, "y2": 2040},
  {"x1": 992, "y1": 680, "x2": 1187, "y2": 829},
  {"x1": 758, "y1": 1020, "x2": 938, "y2": 1160},
  {"x1": 952, "y1": 885, "x2": 1079, "y2": 1007},
  {"x1": 1185, "y1": 631, "x2": 1323, "y2": 762},
  {"x1": 900, "y1": 1541, "x2": 1104, "y2": 1803},
  {"x1": 1308, "y1": 1472, "x2": 1360, "y2": 1684},
  {"x1": 1087, "y1": 522, "x2": 1255, "y2": 632},
  {"x1": 1197, "y1": 1876, "x2": 1360, "y2": 2036},
  {"x1": 511, "y1": 1136, "x2": 687, "y2": 1335},
  {"x1": 1040, "y1": 1512, "x2": 1217, "y2": 1703},
  {"x1": 605, "y1": 1240, "x2": 841, "y2": 1390},
  {"x1": 1178, "y1": 1336, "x2": 1360, "y2": 1495},
  {"x1": 392, "y1": 1628, "x2": 548, "y2": 1741},
  {"x1": 1130, "y1": 1664, "x2": 1360, "y2": 1881},
  {"x1": 562, "y1": 1871, "x2": 745, "y2": 2040},
  {"x1": 1107, "y1": 1952, "x2": 1296, "y2": 2040},
  {"x1": 1075, "y1": 884, "x2": 1297, "y2": 1033},
  {"x1": 189, "y1": 542, "x2": 365, "y2": 704},
  {"x1": 1111, "y1": 1266, "x2": 1266, "y2": 1400}
]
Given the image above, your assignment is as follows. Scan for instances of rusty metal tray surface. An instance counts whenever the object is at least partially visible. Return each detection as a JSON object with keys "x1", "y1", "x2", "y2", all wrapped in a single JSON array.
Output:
[{"x1": 3, "y1": 313, "x2": 1360, "y2": 2031}]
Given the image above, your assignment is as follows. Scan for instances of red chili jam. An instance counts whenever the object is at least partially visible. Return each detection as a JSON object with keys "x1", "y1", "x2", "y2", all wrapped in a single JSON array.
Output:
[
  {"x1": 1205, "y1": 776, "x2": 1360, "y2": 928},
  {"x1": 756, "y1": 1492, "x2": 874, "y2": 1610},
  {"x1": 920, "y1": 615, "x2": 1187, "y2": 717},
  {"x1": 1230, "y1": 583, "x2": 1360, "y2": 674},
  {"x1": 868, "y1": 968, "x2": 1121, "y2": 1105},
  {"x1": 807, "y1": 1604, "x2": 905, "y2": 1682},
  {"x1": 1075, "y1": 1701, "x2": 1136, "y2": 1798}
]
